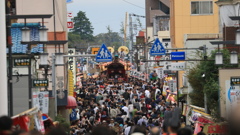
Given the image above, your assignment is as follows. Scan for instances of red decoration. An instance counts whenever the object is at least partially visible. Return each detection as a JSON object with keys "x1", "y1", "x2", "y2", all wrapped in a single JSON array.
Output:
[{"x1": 13, "y1": 115, "x2": 30, "y2": 131}]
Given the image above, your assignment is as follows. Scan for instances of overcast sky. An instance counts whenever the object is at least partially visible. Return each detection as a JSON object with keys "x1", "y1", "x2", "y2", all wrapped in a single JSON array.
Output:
[{"x1": 67, "y1": 0, "x2": 145, "y2": 36}]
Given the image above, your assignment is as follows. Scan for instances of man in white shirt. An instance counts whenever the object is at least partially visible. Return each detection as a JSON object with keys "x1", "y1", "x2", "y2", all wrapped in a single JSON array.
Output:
[
  {"x1": 93, "y1": 104, "x2": 99, "y2": 114},
  {"x1": 155, "y1": 87, "x2": 161, "y2": 100},
  {"x1": 76, "y1": 109, "x2": 80, "y2": 120},
  {"x1": 124, "y1": 122, "x2": 133, "y2": 135},
  {"x1": 145, "y1": 89, "x2": 150, "y2": 98},
  {"x1": 122, "y1": 102, "x2": 129, "y2": 117}
]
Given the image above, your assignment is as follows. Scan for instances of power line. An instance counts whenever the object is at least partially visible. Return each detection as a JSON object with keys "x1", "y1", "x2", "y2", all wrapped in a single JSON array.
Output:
[{"x1": 122, "y1": 0, "x2": 145, "y2": 9}]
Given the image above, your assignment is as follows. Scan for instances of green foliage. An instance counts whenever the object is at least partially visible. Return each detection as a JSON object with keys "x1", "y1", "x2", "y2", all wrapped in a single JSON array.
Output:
[
  {"x1": 55, "y1": 115, "x2": 70, "y2": 133},
  {"x1": 70, "y1": 11, "x2": 94, "y2": 41},
  {"x1": 187, "y1": 49, "x2": 238, "y2": 122},
  {"x1": 119, "y1": 22, "x2": 124, "y2": 36},
  {"x1": 187, "y1": 65, "x2": 205, "y2": 107},
  {"x1": 68, "y1": 32, "x2": 82, "y2": 48},
  {"x1": 94, "y1": 26, "x2": 123, "y2": 50}
]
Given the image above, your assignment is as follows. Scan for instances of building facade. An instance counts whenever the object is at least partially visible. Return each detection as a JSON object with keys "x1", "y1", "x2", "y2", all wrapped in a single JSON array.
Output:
[
  {"x1": 170, "y1": 0, "x2": 219, "y2": 48},
  {"x1": 10, "y1": 0, "x2": 68, "y2": 118}
]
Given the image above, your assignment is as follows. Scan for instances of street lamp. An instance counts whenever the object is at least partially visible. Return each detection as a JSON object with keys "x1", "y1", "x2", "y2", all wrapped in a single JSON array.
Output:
[
  {"x1": 215, "y1": 52, "x2": 223, "y2": 65},
  {"x1": 54, "y1": 53, "x2": 64, "y2": 66},
  {"x1": 230, "y1": 51, "x2": 238, "y2": 64},
  {"x1": 21, "y1": 27, "x2": 31, "y2": 42},
  {"x1": 235, "y1": 29, "x2": 240, "y2": 45},
  {"x1": 39, "y1": 26, "x2": 48, "y2": 42},
  {"x1": 210, "y1": 40, "x2": 239, "y2": 65},
  {"x1": 40, "y1": 53, "x2": 49, "y2": 66}
]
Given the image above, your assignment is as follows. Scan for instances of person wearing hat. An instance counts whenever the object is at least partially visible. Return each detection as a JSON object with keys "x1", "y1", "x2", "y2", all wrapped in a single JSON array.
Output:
[{"x1": 109, "y1": 119, "x2": 115, "y2": 127}]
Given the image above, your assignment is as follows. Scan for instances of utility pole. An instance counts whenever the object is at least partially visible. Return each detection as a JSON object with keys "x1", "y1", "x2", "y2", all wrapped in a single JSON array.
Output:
[
  {"x1": 6, "y1": 0, "x2": 13, "y2": 116},
  {"x1": 51, "y1": 53, "x2": 57, "y2": 117},
  {"x1": 202, "y1": 45, "x2": 208, "y2": 114},
  {"x1": 129, "y1": 13, "x2": 145, "y2": 66},
  {"x1": 129, "y1": 14, "x2": 133, "y2": 64},
  {"x1": 124, "y1": 12, "x2": 128, "y2": 46}
]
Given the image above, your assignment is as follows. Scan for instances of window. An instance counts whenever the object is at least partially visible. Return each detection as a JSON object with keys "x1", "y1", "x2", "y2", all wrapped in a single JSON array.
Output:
[
  {"x1": 159, "y1": 1, "x2": 170, "y2": 14},
  {"x1": 191, "y1": 1, "x2": 213, "y2": 15}
]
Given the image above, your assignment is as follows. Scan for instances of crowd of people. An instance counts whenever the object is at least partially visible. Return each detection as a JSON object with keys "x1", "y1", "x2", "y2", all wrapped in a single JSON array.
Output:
[
  {"x1": 0, "y1": 72, "x2": 208, "y2": 135},
  {"x1": 69, "y1": 75, "x2": 206, "y2": 135}
]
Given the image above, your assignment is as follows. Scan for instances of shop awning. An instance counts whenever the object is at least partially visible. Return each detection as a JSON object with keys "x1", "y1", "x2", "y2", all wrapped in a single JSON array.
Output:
[{"x1": 66, "y1": 96, "x2": 77, "y2": 109}]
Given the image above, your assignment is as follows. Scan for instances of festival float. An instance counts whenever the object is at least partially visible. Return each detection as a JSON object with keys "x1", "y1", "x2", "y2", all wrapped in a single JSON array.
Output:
[{"x1": 98, "y1": 55, "x2": 131, "y2": 82}]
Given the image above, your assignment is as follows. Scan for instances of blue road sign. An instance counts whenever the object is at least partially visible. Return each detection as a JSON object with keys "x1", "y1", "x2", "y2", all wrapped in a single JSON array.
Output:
[
  {"x1": 171, "y1": 52, "x2": 185, "y2": 60},
  {"x1": 149, "y1": 38, "x2": 165, "y2": 56},
  {"x1": 66, "y1": 0, "x2": 73, "y2": 3},
  {"x1": 96, "y1": 44, "x2": 112, "y2": 62}
]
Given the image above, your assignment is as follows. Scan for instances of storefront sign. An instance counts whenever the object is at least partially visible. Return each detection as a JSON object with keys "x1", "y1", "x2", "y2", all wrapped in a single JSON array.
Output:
[
  {"x1": 170, "y1": 51, "x2": 185, "y2": 60},
  {"x1": 32, "y1": 80, "x2": 48, "y2": 87},
  {"x1": 170, "y1": 62, "x2": 185, "y2": 71},
  {"x1": 14, "y1": 58, "x2": 30, "y2": 66},
  {"x1": 168, "y1": 79, "x2": 177, "y2": 92},
  {"x1": 38, "y1": 91, "x2": 49, "y2": 114},
  {"x1": 68, "y1": 48, "x2": 76, "y2": 96},
  {"x1": 157, "y1": 68, "x2": 164, "y2": 79},
  {"x1": 164, "y1": 70, "x2": 177, "y2": 77},
  {"x1": 230, "y1": 77, "x2": 240, "y2": 86}
]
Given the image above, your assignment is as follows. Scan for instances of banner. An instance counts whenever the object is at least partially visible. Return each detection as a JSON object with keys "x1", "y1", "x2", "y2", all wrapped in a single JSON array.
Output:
[
  {"x1": 32, "y1": 91, "x2": 39, "y2": 108},
  {"x1": 70, "y1": 109, "x2": 77, "y2": 121},
  {"x1": 156, "y1": 67, "x2": 164, "y2": 79},
  {"x1": 34, "y1": 114, "x2": 45, "y2": 134},
  {"x1": 13, "y1": 115, "x2": 30, "y2": 131},
  {"x1": 168, "y1": 79, "x2": 177, "y2": 92},
  {"x1": 38, "y1": 91, "x2": 49, "y2": 114}
]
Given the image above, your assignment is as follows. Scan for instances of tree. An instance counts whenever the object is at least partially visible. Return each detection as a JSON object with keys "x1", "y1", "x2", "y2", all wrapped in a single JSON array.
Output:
[
  {"x1": 68, "y1": 32, "x2": 82, "y2": 48},
  {"x1": 94, "y1": 26, "x2": 123, "y2": 52},
  {"x1": 187, "y1": 49, "x2": 237, "y2": 121},
  {"x1": 70, "y1": 11, "x2": 94, "y2": 41}
]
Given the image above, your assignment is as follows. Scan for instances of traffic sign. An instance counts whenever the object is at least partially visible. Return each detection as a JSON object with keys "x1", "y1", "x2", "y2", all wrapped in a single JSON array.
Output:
[
  {"x1": 169, "y1": 62, "x2": 186, "y2": 71},
  {"x1": 171, "y1": 52, "x2": 185, "y2": 60},
  {"x1": 66, "y1": 0, "x2": 73, "y2": 3},
  {"x1": 150, "y1": 38, "x2": 165, "y2": 56},
  {"x1": 96, "y1": 44, "x2": 112, "y2": 62},
  {"x1": 67, "y1": 21, "x2": 74, "y2": 29}
]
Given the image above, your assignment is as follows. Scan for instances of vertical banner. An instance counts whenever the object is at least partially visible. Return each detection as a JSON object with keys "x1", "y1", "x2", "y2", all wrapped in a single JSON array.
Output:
[
  {"x1": 157, "y1": 68, "x2": 164, "y2": 79},
  {"x1": 32, "y1": 91, "x2": 39, "y2": 108},
  {"x1": 34, "y1": 113, "x2": 45, "y2": 134},
  {"x1": 68, "y1": 48, "x2": 76, "y2": 96},
  {"x1": 168, "y1": 79, "x2": 177, "y2": 92},
  {"x1": 38, "y1": 91, "x2": 49, "y2": 114}
]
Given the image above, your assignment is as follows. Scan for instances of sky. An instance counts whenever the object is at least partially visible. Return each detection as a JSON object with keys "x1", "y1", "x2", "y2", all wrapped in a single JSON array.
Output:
[{"x1": 67, "y1": 0, "x2": 145, "y2": 36}]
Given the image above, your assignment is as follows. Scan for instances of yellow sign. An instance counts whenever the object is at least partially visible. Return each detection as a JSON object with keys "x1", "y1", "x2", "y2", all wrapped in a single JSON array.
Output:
[
  {"x1": 107, "y1": 47, "x2": 114, "y2": 53},
  {"x1": 118, "y1": 46, "x2": 129, "y2": 54},
  {"x1": 68, "y1": 70, "x2": 74, "y2": 96},
  {"x1": 91, "y1": 47, "x2": 100, "y2": 54}
]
